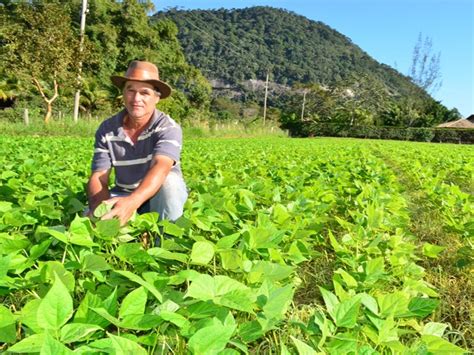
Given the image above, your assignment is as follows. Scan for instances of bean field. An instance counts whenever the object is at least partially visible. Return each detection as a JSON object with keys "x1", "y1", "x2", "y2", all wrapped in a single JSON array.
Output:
[{"x1": 0, "y1": 136, "x2": 472, "y2": 354}]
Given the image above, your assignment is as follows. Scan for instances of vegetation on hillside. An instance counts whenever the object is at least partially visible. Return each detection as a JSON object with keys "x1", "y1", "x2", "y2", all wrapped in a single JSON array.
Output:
[
  {"x1": 0, "y1": 2, "x2": 461, "y2": 130},
  {"x1": 156, "y1": 7, "x2": 461, "y2": 128},
  {"x1": 0, "y1": 0, "x2": 211, "y2": 122}
]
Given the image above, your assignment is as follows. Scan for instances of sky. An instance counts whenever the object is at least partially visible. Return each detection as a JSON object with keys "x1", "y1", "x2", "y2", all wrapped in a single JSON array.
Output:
[{"x1": 153, "y1": 0, "x2": 473, "y2": 117}]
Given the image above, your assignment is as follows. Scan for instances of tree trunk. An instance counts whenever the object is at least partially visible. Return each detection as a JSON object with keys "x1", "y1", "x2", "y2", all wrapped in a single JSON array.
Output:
[
  {"x1": 44, "y1": 103, "x2": 52, "y2": 124},
  {"x1": 32, "y1": 77, "x2": 59, "y2": 124}
]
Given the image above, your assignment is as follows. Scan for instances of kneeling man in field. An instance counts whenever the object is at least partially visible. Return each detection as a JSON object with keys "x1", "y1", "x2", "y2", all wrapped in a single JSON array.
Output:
[{"x1": 87, "y1": 60, "x2": 187, "y2": 226}]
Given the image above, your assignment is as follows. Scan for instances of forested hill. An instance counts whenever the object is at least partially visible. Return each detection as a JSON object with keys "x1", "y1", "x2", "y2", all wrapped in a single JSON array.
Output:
[{"x1": 153, "y1": 6, "x2": 417, "y2": 97}]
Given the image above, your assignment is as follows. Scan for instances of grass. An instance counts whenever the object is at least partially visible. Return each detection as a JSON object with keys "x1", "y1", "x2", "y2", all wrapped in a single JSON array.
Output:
[
  {"x1": 378, "y1": 151, "x2": 473, "y2": 350},
  {"x1": 0, "y1": 115, "x2": 288, "y2": 139}
]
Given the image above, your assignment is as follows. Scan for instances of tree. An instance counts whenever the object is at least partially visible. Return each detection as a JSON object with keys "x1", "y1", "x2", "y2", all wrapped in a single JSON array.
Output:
[
  {"x1": 409, "y1": 33, "x2": 442, "y2": 94},
  {"x1": 2, "y1": 2, "x2": 83, "y2": 123}
]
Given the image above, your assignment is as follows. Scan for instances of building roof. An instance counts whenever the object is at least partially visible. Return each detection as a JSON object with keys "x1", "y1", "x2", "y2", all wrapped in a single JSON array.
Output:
[{"x1": 437, "y1": 119, "x2": 474, "y2": 128}]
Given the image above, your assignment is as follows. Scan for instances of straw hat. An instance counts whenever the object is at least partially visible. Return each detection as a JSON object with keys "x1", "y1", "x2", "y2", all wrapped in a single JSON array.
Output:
[{"x1": 111, "y1": 61, "x2": 172, "y2": 99}]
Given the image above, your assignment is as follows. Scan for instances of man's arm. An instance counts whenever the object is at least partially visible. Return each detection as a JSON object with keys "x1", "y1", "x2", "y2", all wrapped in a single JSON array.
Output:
[
  {"x1": 87, "y1": 169, "x2": 111, "y2": 215},
  {"x1": 101, "y1": 155, "x2": 174, "y2": 225}
]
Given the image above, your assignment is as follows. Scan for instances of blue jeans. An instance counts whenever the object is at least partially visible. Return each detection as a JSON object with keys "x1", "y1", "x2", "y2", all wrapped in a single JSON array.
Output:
[{"x1": 112, "y1": 172, "x2": 188, "y2": 222}]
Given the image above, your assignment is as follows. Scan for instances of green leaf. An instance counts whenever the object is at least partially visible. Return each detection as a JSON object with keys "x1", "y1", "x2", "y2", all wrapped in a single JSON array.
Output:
[
  {"x1": 108, "y1": 333, "x2": 148, "y2": 355},
  {"x1": 335, "y1": 268, "x2": 358, "y2": 288},
  {"x1": 95, "y1": 218, "x2": 121, "y2": 239},
  {"x1": 82, "y1": 254, "x2": 111, "y2": 272},
  {"x1": 421, "y1": 334, "x2": 466, "y2": 354},
  {"x1": 260, "y1": 283, "x2": 294, "y2": 320},
  {"x1": 19, "y1": 299, "x2": 42, "y2": 334},
  {"x1": 0, "y1": 305, "x2": 16, "y2": 343},
  {"x1": 290, "y1": 336, "x2": 317, "y2": 355},
  {"x1": 377, "y1": 291, "x2": 410, "y2": 318},
  {"x1": 41, "y1": 332, "x2": 73, "y2": 354},
  {"x1": 7, "y1": 334, "x2": 46, "y2": 353},
  {"x1": 114, "y1": 270, "x2": 162, "y2": 302},
  {"x1": 37, "y1": 274, "x2": 73, "y2": 330},
  {"x1": 188, "y1": 323, "x2": 236, "y2": 354},
  {"x1": 36, "y1": 225, "x2": 68, "y2": 244},
  {"x1": 359, "y1": 293, "x2": 379, "y2": 315},
  {"x1": 334, "y1": 297, "x2": 361, "y2": 328},
  {"x1": 190, "y1": 240, "x2": 215, "y2": 265},
  {"x1": 422, "y1": 322, "x2": 448, "y2": 337},
  {"x1": 93, "y1": 202, "x2": 113, "y2": 218},
  {"x1": 319, "y1": 287, "x2": 339, "y2": 320},
  {"x1": 60, "y1": 323, "x2": 103, "y2": 344},
  {"x1": 422, "y1": 243, "x2": 446, "y2": 258},
  {"x1": 119, "y1": 286, "x2": 148, "y2": 319},
  {"x1": 407, "y1": 297, "x2": 439, "y2": 318}
]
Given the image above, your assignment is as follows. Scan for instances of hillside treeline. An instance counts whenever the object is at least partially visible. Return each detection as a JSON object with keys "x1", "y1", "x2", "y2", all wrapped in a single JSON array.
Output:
[
  {"x1": 0, "y1": 0, "x2": 211, "y2": 123},
  {"x1": 156, "y1": 7, "x2": 461, "y2": 127},
  {"x1": 0, "y1": 1, "x2": 461, "y2": 128}
]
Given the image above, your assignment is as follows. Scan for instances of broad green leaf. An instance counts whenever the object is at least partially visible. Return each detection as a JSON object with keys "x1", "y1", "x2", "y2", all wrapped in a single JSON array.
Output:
[
  {"x1": 0, "y1": 305, "x2": 16, "y2": 343},
  {"x1": 334, "y1": 297, "x2": 361, "y2": 328},
  {"x1": 217, "y1": 289, "x2": 255, "y2": 313},
  {"x1": 248, "y1": 261, "x2": 294, "y2": 283},
  {"x1": 36, "y1": 225, "x2": 68, "y2": 244},
  {"x1": 186, "y1": 274, "x2": 249, "y2": 301},
  {"x1": 82, "y1": 254, "x2": 111, "y2": 272},
  {"x1": 261, "y1": 284, "x2": 294, "y2": 319},
  {"x1": 319, "y1": 287, "x2": 339, "y2": 320},
  {"x1": 41, "y1": 332, "x2": 73, "y2": 354},
  {"x1": 160, "y1": 219, "x2": 184, "y2": 237},
  {"x1": 60, "y1": 323, "x2": 103, "y2": 343},
  {"x1": 190, "y1": 241, "x2": 215, "y2": 265},
  {"x1": 335, "y1": 268, "x2": 358, "y2": 288},
  {"x1": 108, "y1": 333, "x2": 148, "y2": 355},
  {"x1": 93, "y1": 202, "x2": 113, "y2": 218},
  {"x1": 219, "y1": 249, "x2": 243, "y2": 270},
  {"x1": 37, "y1": 275, "x2": 73, "y2": 330},
  {"x1": 19, "y1": 298, "x2": 42, "y2": 334},
  {"x1": 290, "y1": 336, "x2": 317, "y2": 355},
  {"x1": 119, "y1": 314, "x2": 162, "y2": 330},
  {"x1": 422, "y1": 243, "x2": 446, "y2": 258},
  {"x1": 159, "y1": 311, "x2": 190, "y2": 329},
  {"x1": 216, "y1": 233, "x2": 241, "y2": 249},
  {"x1": 95, "y1": 218, "x2": 121, "y2": 239},
  {"x1": 377, "y1": 291, "x2": 410, "y2": 318},
  {"x1": 148, "y1": 247, "x2": 188, "y2": 263},
  {"x1": 114, "y1": 270, "x2": 162, "y2": 302},
  {"x1": 422, "y1": 322, "x2": 448, "y2": 337},
  {"x1": 119, "y1": 286, "x2": 148, "y2": 319},
  {"x1": 188, "y1": 323, "x2": 236, "y2": 354},
  {"x1": 238, "y1": 320, "x2": 263, "y2": 342},
  {"x1": 421, "y1": 334, "x2": 466, "y2": 354},
  {"x1": 407, "y1": 297, "x2": 439, "y2": 318},
  {"x1": 7, "y1": 333, "x2": 46, "y2": 353},
  {"x1": 360, "y1": 293, "x2": 379, "y2": 315}
]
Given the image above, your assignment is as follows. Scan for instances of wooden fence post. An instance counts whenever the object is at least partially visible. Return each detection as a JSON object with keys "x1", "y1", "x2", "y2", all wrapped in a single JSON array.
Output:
[{"x1": 24, "y1": 108, "x2": 29, "y2": 126}]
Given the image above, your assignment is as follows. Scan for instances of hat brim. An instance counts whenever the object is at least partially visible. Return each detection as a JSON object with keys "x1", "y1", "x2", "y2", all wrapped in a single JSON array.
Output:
[{"x1": 111, "y1": 76, "x2": 172, "y2": 99}]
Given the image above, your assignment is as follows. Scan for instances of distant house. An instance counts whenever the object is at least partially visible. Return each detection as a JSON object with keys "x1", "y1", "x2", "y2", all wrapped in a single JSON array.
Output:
[{"x1": 437, "y1": 117, "x2": 474, "y2": 128}]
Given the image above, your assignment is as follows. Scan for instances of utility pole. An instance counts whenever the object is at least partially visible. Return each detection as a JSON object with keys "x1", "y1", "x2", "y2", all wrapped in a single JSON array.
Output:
[
  {"x1": 73, "y1": 0, "x2": 88, "y2": 123},
  {"x1": 301, "y1": 90, "x2": 307, "y2": 121},
  {"x1": 263, "y1": 71, "x2": 269, "y2": 125}
]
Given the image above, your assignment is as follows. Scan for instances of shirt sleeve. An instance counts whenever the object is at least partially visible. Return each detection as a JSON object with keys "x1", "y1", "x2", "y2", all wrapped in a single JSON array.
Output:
[
  {"x1": 91, "y1": 125, "x2": 112, "y2": 172},
  {"x1": 152, "y1": 117, "x2": 183, "y2": 163}
]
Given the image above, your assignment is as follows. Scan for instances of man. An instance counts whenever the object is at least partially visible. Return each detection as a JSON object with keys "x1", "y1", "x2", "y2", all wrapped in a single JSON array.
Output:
[{"x1": 87, "y1": 60, "x2": 187, "y2": 226}]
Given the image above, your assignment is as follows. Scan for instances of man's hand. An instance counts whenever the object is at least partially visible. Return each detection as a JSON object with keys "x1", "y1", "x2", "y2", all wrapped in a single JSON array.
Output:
[{"x1": 101, "y1": 195, "x2": 142, "y2": 226}]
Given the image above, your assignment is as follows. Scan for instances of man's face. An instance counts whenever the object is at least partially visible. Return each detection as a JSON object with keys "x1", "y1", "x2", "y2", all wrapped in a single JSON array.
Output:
[{"x1": 123, "y1": 81, "x2": 160, "y2": 121}]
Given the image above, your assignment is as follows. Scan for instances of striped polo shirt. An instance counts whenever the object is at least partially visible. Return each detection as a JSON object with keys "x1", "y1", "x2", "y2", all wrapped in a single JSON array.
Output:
[{"x1": 91, "y1": 109, "x2": 183, "y2": 193}]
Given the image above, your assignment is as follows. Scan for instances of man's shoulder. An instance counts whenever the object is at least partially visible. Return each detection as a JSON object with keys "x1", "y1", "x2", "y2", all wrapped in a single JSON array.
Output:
[
  {"x1": 96, "y1": 111, "x2": 124, "y2": 135},
  {"x1": 152, "y1": 110, "x2": 181, "y2": 129}
]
